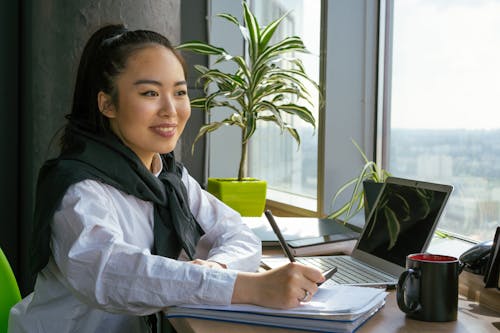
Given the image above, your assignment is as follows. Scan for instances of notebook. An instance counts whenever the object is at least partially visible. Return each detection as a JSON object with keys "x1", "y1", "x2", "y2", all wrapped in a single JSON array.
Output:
[{"x1": 261, "y1": 177, "x2": 453, "y2": 287}]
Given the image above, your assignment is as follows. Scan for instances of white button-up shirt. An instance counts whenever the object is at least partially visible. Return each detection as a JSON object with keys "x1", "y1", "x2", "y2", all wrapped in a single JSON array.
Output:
[{"x1": 9, "y1": 158, "x2": 261, "y2": 333}]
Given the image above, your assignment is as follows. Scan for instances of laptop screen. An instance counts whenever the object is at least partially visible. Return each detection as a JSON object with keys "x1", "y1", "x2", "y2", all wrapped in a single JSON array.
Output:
[{"x1": 356, "y1": 177, "x2": 453, "y2": 267}]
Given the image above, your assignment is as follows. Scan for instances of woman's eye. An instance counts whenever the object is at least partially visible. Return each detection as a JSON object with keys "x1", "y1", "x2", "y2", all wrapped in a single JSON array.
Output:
[
  {"x1": 141, "y1": 91, "x2": 159, "y2": 97},
  {"x1": 175, "y1": 90, "x2": 187, "y2": 96}
]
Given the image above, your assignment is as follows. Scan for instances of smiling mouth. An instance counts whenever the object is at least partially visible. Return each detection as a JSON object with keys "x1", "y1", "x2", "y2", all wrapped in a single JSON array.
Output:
[{"x1": 152, "y1": 126, "x2": 176, "y2": 137}]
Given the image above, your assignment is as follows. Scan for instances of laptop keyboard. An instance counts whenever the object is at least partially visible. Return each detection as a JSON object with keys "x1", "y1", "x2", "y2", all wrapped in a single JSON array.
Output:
[{"x1": 295, "y1": 256, "x2": 397, "y2": 285}]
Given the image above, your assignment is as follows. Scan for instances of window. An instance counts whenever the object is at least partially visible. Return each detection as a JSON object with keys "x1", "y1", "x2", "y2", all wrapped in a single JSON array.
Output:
[
  {"x1": 249, "y1": 0, "x2": 322, "y2": 205},
  {"x1": 385, "y1": 0, "x2": 500, "y2": 241},
  {"x1": 207, "y1": 1, "x2": 380, "y2": 219}
]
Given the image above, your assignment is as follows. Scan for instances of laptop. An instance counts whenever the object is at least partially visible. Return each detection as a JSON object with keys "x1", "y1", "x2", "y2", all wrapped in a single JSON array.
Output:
[{"x1": 261, "y1": 177, "x2": 453, "y2": 287}]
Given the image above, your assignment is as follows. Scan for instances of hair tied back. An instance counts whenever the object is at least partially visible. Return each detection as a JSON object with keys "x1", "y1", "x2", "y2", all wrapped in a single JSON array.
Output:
[{"x1": 101, "y1": 30, "x2": 127, "y2": 47}]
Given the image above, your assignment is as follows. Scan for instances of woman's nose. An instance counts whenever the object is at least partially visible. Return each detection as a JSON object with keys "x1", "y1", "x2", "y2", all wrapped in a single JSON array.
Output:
[{"x1": 158, "y1": 95, "x2": 176, "y2": 117}]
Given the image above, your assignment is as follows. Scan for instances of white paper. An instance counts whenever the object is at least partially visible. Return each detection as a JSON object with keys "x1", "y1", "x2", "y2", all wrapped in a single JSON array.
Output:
[{"x1": 179, "y1": 285, "x2": 387, "y2": 317}]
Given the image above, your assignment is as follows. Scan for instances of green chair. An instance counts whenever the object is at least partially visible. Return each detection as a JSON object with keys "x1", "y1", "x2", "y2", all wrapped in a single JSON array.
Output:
[{"x1": 0, "y1": 248, "x2": 21, "y2": 333}]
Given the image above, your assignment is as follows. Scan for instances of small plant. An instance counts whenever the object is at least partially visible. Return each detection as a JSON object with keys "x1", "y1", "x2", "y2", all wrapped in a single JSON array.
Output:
[
  {"x1": 177, "y1": 2, "x2": 322, "y2": 181},
  {"x1": 327, "y1": 139, "x2": 391, "y2": 222}
]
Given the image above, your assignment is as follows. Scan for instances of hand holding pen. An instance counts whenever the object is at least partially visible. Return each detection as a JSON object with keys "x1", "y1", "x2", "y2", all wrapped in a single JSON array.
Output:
[{"x1": 264, "y1": 210, "x2": 337, "y2": 288}]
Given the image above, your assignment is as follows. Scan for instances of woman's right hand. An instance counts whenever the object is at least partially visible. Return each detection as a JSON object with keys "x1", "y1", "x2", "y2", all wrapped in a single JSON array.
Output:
[{"x1": 231, "y1": 262, "x2": 325, "y2": 309}]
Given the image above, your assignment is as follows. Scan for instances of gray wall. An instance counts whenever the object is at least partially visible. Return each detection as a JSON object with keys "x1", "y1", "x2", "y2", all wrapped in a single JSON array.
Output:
[
  {"x1": 180, "y1": 0, "x2": 208, "y2": 185},
  {"x1": 0, "y1": 0, "x2": 20, "y2": 292},
  {"x1": 23, "y1": 0, "x2": 181, "y2": 181},
  {"x1": 0, "y1": 0, "x2": 209, "y2": 295}
]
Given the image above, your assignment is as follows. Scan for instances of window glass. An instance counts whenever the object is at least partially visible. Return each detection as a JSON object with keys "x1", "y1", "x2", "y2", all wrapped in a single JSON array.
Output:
[
  {"x1": 389, "y1": 0, "x2": 500, "y2": 241},
  {"x1": 249, "y1": 0, "x2": 321, "y2": 199}
]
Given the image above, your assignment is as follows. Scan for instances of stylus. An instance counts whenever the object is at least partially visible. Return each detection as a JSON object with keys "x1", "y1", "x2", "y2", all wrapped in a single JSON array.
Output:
[{"x1": 264, "y1": 209, "x2": 296, "y2": 262}]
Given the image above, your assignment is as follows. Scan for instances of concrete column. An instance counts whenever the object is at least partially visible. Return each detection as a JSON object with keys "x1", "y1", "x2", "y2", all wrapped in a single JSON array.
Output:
[{"x1": 19, "y1": 0, "x2": 181, "y2": 293}]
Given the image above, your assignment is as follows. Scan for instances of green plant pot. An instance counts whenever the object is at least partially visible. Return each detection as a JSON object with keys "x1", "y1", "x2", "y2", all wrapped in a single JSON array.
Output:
[
  {"x1": 363, "y1": 180, "x2": 384, "y2": 218},
  {"x1": 207, "y1": 178, "x2": 267, "y2": 217}
]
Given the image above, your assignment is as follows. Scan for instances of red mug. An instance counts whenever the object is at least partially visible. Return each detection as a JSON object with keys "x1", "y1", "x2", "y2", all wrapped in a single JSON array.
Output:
[{"x1": 397, "y1": 253, "x2": 459, "y2": 322}]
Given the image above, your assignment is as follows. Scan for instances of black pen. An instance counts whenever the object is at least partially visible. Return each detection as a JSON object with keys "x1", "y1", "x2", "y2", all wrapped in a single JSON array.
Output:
[
  {"x1": 319, "y1": 267, "x2": 337, "y2": 286},
  {"x1": 264, "y1": 209, "x2": 296, "y2": 262},
  {"x1": 264, "y1": 209, "x2": 337, "y2": 286}
]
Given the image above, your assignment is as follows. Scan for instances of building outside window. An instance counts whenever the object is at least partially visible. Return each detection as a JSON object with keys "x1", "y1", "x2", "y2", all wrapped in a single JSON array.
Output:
[{"x1": 386, "y1": 0, "x2": 500, "y2": 241}]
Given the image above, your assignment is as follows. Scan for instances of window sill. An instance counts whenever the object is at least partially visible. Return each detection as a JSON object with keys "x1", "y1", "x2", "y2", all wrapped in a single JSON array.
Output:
[{"x1": 265, "y1": 189, "x2": 318, "y2": 217}]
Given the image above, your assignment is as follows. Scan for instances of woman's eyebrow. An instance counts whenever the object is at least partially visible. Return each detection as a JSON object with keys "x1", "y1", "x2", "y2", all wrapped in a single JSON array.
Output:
[
  {"x1": 174, "y1": 80, "x2": 187, "y2": 87},
  {"x1": 134, "y1": 79, "x2": 162, "y2": 86},
  {"x1": 133, "y1": 79, "x2": 187, "y2": 87}
]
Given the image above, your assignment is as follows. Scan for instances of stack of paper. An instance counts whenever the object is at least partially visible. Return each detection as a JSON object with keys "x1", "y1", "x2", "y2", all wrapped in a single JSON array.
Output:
[{"x1": 165, "y1": 285, "x2": 388, "y2": 332}]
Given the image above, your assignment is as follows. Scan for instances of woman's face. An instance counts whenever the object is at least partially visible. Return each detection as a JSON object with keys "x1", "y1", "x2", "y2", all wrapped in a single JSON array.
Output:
[{"x1": 100, "y1": 44, "x2": 190, "y2": 169}]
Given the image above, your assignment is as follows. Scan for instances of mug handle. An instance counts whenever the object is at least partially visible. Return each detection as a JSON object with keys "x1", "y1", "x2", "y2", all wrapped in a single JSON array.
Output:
[{"x1": 397, "y1": 268, "x2": 422, "y2": 314}]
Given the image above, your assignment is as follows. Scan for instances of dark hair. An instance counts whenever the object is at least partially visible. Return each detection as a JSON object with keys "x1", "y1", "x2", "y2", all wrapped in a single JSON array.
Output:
[{"x1": 61, "y1": 24, "x2": 186, "y2": 152}]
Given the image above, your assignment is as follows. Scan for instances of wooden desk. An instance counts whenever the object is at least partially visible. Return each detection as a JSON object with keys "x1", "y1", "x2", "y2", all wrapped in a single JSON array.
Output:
[
  {"x1": 168, "y1": 246, "x2": 500, "y2": 332},
  {"x1": 168, "y1": 290, "x2": 500, "y2": 333}
]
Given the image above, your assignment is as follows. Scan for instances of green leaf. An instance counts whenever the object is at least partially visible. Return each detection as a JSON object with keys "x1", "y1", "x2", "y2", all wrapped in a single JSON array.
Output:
[
  {"x1": 243, "y1": 1, "x2": 260, "y2": 62},
  {"x1": 191, "y1": 122, "x2": 224, "y2": 154},
  {"x1": 277, "y1": 104, "x2": 316, "y2": 127},
  {"x1": 346, "y1": 190, "x2": 363, "y2": 220},
  {"x1": 259, "y1": 100, "x2": 284, "y2": 130},
  {"x1": 243, "y1": 111, "x2": 257, "y2": 143},
  {"x1": 191, "y1": 119, "x2": 240, "y2": 154},
  {"x1": 330, "y1": 178, "x2": 358, "y2": 211},
  {"x1": 218, "y1": 13, "x2": 240, "y2": 26},
  {"x1": 190, "y1": 97, "x2": 207, "y2": 109},
  {"x1": 231, "y1": 56, "x2": 252, "y2": 80},
  {"x1": 176, "y1": 41, "x2": 226, "y2": 56},
  {"x1": 263, "y1": 71, "x2": 311, "y2": 97},
  {"x1": 259, "y1": 10, "x2": 290, "y2": 50},
  {"x1": 284, "y1": 126, "x2": 301, "y2": 147},
  {"x1": 255, "y1": 36, "x2": 307, "y2": 67},
  {"x1": 327, "y1": 202, "x2": 352, "y2": 220}
]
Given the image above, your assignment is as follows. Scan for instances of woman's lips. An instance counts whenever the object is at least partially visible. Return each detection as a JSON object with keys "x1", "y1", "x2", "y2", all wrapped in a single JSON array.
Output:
[{"x1": 151, "y1": 124, "x2": 176, "y2": 138}]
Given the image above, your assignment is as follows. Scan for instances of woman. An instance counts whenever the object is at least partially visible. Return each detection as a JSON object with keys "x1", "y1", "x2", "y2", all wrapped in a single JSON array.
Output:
[{"x1": 8, "y1": 24, "x2": 324, "y2": 333}]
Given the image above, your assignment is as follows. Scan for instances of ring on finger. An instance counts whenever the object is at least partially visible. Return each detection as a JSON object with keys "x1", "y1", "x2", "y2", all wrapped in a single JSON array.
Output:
[{"x1": 299, "y1": 289, "x2": 310, "y2": 302}]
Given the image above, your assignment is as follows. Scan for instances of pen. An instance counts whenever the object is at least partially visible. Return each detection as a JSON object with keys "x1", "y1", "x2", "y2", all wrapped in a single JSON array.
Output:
[
  {"x1": 319, "y1": 267, "x2": 337, "y2": 286},
  {"x1": 264, "y1": 209, "x2": 337, "y2": 286},
  {"x1": 264, "y1": 209, "x2": 296, "y2": 262}
]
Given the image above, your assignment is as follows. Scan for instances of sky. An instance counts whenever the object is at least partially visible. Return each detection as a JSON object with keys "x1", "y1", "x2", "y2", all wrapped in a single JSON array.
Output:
[{"x1": 391, "y1": 0, "x2": 500, "y2": 129}]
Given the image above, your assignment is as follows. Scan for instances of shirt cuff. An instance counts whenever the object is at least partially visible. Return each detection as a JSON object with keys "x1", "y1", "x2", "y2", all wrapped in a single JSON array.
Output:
[{"x1": 202, "y1": 268, "x2": 239, "y2": 305}]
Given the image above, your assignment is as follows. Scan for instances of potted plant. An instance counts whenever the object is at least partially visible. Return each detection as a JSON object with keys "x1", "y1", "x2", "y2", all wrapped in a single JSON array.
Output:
[
  {"x1": 327, "y1": 139, "x2": 391, "y2": 223},
  {"x1": 177, "y1": 2, "x2": 322, "y2": 216}
]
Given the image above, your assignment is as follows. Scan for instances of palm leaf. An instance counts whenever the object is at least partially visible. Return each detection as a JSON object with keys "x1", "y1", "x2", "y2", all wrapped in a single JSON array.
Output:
[
  {"x1": 258, "y1": 101, "x2": 285, "y2": 130},
  {"x1": 284, "y1": 126, "x2": 301, "y2": 147},
  {"x1": 277, "y1": 104, "x2": 315, "y2": 127},
  {"x1": 243, "y1": 111, "x2": 257, "y2": 143},
  {"x1": 259, "y1": 10, "x2": 289, "y2": 51},
  {"x1": 328, "y1": 178, "x2": 358, "y2": 219},
  {"x1": 176, "y1": 41, "x2": 226, "y2": 56},
  {"x1": 191, "y1": 121, "x2": 230, "y2": 154},
  {"x1": 242, "y1": 1, "x2": 260, "y2": 63},
  {"x1": 217, "y1": 13, "x2": 240, "y2": 26},
  {"x1": 255, "y1": 36, "x2": 307, "y2": 66}
]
